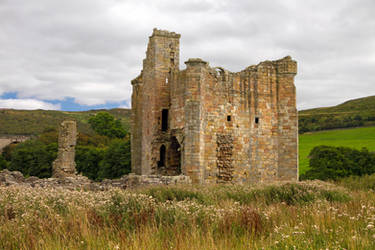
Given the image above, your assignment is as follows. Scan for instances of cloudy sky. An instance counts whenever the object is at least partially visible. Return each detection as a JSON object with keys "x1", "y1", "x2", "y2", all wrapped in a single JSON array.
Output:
[{"x1": 0, "y1": 0, "x2": 374, "y2": 111}]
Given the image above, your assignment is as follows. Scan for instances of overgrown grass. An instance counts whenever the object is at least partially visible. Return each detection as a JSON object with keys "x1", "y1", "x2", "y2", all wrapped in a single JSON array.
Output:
[
  {"x1": 1, "y1": 181, "x2": 374, "y2": 249},
  {"x1": 142, "y1": 183, "x2": 351, "y2": 206},
  {"x1": 335, "y1": 173, "x2": 375, "y2": 191},
  {"x1": 299, "y1": 126, "x2": 375, "y2": 174}
]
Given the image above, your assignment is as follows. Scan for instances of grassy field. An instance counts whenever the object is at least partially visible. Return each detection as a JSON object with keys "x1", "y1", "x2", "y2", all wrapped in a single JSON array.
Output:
[
  {"x1": 1, "y1": 179, "x2": 375, "y2": 249},
  {"x1": 299, "y1": 126, "x2": 375, "y2": 174}
]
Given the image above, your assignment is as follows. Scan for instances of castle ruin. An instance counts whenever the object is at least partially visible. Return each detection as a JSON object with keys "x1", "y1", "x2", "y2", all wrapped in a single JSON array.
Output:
[
  {"x1": 52, "y1": 120, "x2": 77, "y2": 178},
  {"x1": 131, "y1": 29, "x2": 298, "y2": 184}
]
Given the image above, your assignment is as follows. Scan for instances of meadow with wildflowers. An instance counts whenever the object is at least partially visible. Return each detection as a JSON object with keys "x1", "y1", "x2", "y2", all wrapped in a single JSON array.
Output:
[{"x1": 1, "y1": 179, "x2": 375, "y2": 249}]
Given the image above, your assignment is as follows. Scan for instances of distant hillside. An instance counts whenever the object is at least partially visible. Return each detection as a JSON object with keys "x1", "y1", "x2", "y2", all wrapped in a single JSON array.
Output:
[
  {"x1": 0, "y1": 108, "x2": 131, "y2": 136},
  {"x1": 1, "y1": 95, "x2": 374, "y2": 136},
  {"x1": 298, "y1": 96, "x2": 375, "y2": 133}
]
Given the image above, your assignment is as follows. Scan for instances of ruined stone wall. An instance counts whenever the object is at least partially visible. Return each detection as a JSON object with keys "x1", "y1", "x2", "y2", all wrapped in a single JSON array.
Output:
[
  {"x1": 0, "y1": 135, "x2": 31, "y2": 153},
  {"x1": 131, "y1": 75, "x2": 143, "y2": 175},
  {"x1": 275, "y1": 57, "x2": 298, "y2": 180},
  {"x1": 181, "y1": 59, "x2": 207, "y2": 183},
  {"x1": 200, "y1": 65, "x2": 253, "y2": 184},
  {"x1": 180, "y1": 57, "x2": 297, "y2": 184},
  {"x1": 52, "y1": 120, "x2": 77, "y2": 178},
  {"x1": 131, "y1": 29, "x2": 298, "y2": 184},
  {"x1": 131, "y1": 29, "x2": 180, "y2": 175}
]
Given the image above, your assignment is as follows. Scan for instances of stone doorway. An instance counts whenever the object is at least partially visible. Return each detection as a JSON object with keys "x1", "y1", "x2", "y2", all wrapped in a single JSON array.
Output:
[{"x1": 167, "y1": 137, "x2": 181, "y2": 175}]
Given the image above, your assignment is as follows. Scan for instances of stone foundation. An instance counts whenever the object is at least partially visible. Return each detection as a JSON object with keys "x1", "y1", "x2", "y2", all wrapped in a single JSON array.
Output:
[{"x1": 0, "y1": 169, "x2": 191, "y2": 190}]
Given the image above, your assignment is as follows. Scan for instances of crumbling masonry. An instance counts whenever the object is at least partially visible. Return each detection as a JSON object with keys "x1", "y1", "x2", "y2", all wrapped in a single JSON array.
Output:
[
  {"x1": 131, "y1": 29, "x2": 298, "y2": 184},
  {"x1": 52, "y1": 120, "x2": 77, "y2": 178}
]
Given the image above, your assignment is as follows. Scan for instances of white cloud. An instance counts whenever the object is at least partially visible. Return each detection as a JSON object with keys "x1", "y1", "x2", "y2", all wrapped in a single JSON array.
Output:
[
  {"x1": 0, "y1": 0, "x2": 374, "y2": 110},
  {"x1": 0, "y1": 99, "x2": 61, "y2": 110}
]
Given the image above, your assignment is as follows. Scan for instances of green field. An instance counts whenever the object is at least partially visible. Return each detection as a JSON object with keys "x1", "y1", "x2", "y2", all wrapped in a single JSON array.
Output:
[{"x1": 299, "y1": 126, "x2": 375, "y2": 174}]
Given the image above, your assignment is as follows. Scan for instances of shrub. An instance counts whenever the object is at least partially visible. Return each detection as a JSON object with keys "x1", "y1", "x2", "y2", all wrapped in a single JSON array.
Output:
[
  {"x1": 75, "y1": 146, "x2": 105, "y2": 180},
  {"x1": 8, "y1": 140, "x2": 57, "y2": 178},
  {"x1": 98, "y1": 139, "x2": 131, "y2": 180},
  {"x1": 1, "y1": 143, "x2": 18, "y2": 161},
  {"x1": 301, "y1": 145, "x2": 375, "y2": 181},
  {"x1": 0, "y1": 154, "x2": 8, "y2": 170}
]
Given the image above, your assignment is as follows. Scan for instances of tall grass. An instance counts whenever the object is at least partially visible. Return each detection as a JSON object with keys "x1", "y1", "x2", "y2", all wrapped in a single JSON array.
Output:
[
  {"x1": 0, "y1": 181, "x2": 374, "y2": 249},
  {"x1": 335, "y1": 173, "x2": 375, "y2": 191}
]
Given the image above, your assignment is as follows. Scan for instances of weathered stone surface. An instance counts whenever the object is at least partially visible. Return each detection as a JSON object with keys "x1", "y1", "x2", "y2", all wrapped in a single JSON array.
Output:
[
  {"x1": 0, "y1": 169, "x2": 24, "y2": 186},
  {"x1": 0, "y1": 170, "x2": 191, "y2": 189},
  {"x1": 52, "y1": 120, "x2": 77, "y2": 178},
  {"x1": 131, "y1": 29, "x2": 298, "y2": 184},
  {"x1": 0, "y1": 135, "x2": 31, "y2": 153}
]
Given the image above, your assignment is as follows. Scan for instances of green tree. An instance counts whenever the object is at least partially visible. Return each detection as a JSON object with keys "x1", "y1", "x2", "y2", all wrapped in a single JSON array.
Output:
[
  {"x1": 75, "y1": 146, "x2": 105, "y2": 180},
  {"x1": 0, "y1": 154, "x2": 8, "y2": 170},
  {"x1": 9, "y1": 140, "x2": 57, "y2": 178},
  {"x1": 301, "y1": 145, "x2": 375, "y2": 181},
  {"x1": 98, "y1": 139, "x2": 131, "y2": 180},
  {"x1": 2, "y1": 143, "x2": 18, "y2": 161},
  {"x1": 77, "y1": 133, "x2": 110, "y2": 147},
  {"x1": 88, "y1": 112, "x2": 127, "y2": 139},
  {"x1": 38, "y1": 128, "x2": 58, "y2": 145}
]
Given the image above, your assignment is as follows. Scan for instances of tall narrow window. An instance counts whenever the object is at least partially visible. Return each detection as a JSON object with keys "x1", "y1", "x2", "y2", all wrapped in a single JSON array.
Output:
[
  {"x1": 170, "y1": 52, "x2": 175, "y2": 65},
  {"x1": 161, "y1": 109, "x2": 168, "y2": 131},
  {"x1": 159, "y1": 145, "x2": 166, "y2": 167}
]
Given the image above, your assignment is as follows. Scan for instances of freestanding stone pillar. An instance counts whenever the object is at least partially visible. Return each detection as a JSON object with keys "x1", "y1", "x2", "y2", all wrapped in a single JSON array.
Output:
[{"x1": 52, "y1": 120, "x2": 77, "y2": 178}]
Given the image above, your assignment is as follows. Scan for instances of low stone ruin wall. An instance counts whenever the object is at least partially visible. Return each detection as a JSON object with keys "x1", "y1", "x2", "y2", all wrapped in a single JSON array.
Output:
[{"x1": 0, "y1": 169, "x2": 191, "y2": 190}]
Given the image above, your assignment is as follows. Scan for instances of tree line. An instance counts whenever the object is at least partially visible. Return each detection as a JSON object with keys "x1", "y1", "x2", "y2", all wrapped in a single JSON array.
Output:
[
  {"x1": 299, "y1": 114, "x2": 375, "y2": 134},
  {"x1": 0, "y1": 112, "x2": 131, "y2": 180}
]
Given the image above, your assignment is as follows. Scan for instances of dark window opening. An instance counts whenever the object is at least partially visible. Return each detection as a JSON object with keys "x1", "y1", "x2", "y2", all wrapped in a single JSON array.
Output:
[
  {"x1": 171, "y1": 58, "x2": 174, "y2": 64},
  {"x1": 167, "y1": 137, "x2": 181, "y2": 175},
  {"x1": 255, "y1": 117, "x2": 259, "y2": 124},
  {"x1": 161, "y1": 109, "x2": 168, "y2": 131},
  {"x1": 227, "y1": 115, "x2": 231, "y2": 122},
  {"x1": 158, "y1": 145, "x2": 166, "y2": 167}
]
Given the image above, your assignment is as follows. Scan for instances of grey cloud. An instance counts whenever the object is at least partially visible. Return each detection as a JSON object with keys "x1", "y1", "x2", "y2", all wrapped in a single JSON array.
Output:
[{"x1": 0, "y1": 0, "x2": 374, "y2": 110}]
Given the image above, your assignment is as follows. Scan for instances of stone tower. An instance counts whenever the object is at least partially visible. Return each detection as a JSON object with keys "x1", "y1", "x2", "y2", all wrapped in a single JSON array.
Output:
[
  {"x1": 52, "y1": 120, "x2": 77, "y2": 178},
  {"x1": 131, "y1": 28, "x2": 180, "y2": 175},
  {"x1": 131, "y1": 29, "x2": 298, "y2": 184}
]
